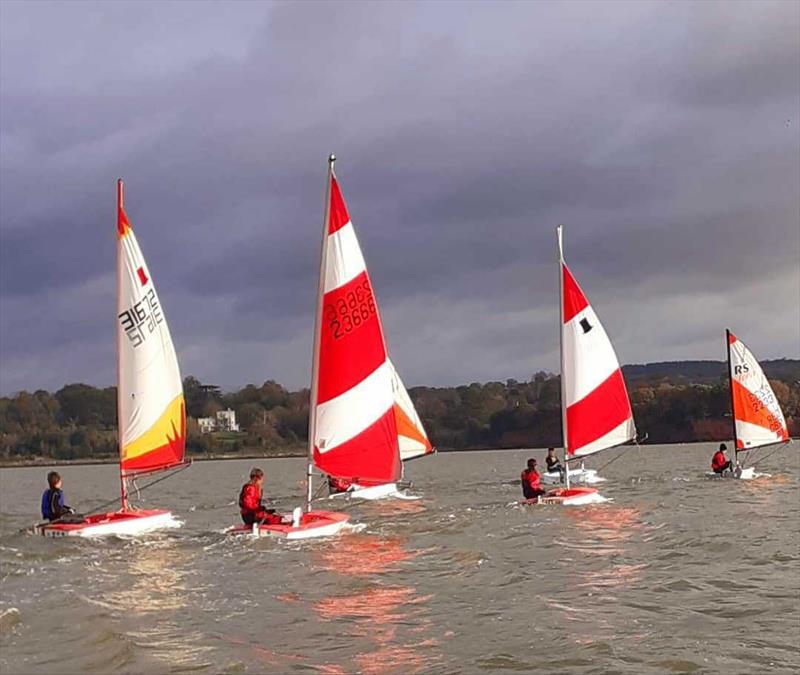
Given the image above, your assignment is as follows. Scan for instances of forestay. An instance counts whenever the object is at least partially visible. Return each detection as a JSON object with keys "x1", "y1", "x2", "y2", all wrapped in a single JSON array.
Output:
[
  {"x1": 311, "y1": 171, "x2": 401, "y2": 484},
  {"x1": 117, "y1": 180, "x2": 186, "y2": 477},
  {"x1": 559, "y1": 228, "x2": 635, "y2": 458},
  {"x1": 727, "y1": 331, "x2": 789, "y2": 451}
]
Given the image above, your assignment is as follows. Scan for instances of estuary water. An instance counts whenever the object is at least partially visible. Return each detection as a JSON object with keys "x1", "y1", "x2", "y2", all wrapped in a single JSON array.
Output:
[{"x1": 1, "y1": 443, "x2": 798, "y2": 674}]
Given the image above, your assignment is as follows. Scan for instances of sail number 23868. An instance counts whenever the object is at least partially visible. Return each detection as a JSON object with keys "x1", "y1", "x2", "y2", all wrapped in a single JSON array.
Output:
[{"x1": 324, "y1": 280, "x2": 376, "y2": 340}]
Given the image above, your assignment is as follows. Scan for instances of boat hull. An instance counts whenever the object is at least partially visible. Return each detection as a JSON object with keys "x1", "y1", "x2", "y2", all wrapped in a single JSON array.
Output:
[
  {"x1": 522, "y1": 487, "x2": 608, "y2": 506},
  {"x1": 33, "y1": 509, "x2": 181, "y2": 538},
  {"x1": 228, "y1": 511, "x2": 350, "y2": 540},
  {"x1": 328, "y1": 482, "x2": 420, "y2": 501},
  {"x1": 704, "y1": 467, "x2": 770, "y2": 481},
  {"x1": 541, "y1": 468, "x2": 606, "y2": 485}
]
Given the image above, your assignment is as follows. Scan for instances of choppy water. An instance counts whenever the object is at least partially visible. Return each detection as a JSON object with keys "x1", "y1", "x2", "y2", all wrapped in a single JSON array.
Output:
[{"x1": 1, "y1": 443, "x2": 798, "y2": 674}]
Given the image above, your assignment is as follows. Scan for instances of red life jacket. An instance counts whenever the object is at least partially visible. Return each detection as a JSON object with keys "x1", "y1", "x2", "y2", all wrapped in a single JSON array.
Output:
[
  {"x1": 328, "y1": 476, "x2": 353, "y2": 493},
  {"x1": 711, "y1": 451, "x2": 727, "y2": 472},
  {"x1": 521, "y1": 468, "x2": 541, "y2": 490},
  {"x1": 239, "y1": 482, "x2": 262, "y2": 515}
]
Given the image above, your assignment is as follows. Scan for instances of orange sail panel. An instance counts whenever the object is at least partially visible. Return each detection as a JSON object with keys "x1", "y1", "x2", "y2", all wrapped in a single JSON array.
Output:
[
  {"x1": 117, "y1": 181, "x2": 186, "y2": 476},
  {"x1": 311, "y1": 172, "x2": 401, "y2": 483},
  {"x1": 389, "y1": 360, "x2": 433, "y2": 462},
  {"x1": 560, "y1": 229, "x2": 635, "y2": 457},
  {"x1": 728, "y1": 331, "x2": 789, "y2": 450}
]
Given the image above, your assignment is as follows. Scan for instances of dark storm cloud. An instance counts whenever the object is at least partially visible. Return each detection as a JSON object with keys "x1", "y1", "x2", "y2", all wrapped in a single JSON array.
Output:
[{"x1": 1, "y1": 0, "x2": 798, "y2": 394}]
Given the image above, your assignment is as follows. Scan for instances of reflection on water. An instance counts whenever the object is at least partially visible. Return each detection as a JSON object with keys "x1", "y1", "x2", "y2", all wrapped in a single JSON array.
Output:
[
  {"x1": 314, "y1": 533, "x2": 440, "y2": 674},
  {"x1": 316, "y1": 534, "x2": 418, "y2": 576}
]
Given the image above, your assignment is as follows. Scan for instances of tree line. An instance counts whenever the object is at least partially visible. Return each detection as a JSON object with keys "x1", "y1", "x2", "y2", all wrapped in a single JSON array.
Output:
[{"x1": 1, "y1": 360, "x2": 797, "y2": 461}]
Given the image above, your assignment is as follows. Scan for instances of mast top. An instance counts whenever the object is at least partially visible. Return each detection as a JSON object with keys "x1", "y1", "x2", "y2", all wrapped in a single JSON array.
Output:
[
  {"x1": 328, "y1": 153, "x2": 336, "y2": 165},
  {"x1": 556, "y1": 224, "x2": 565, "y2": 261},
  {"x1": 117, "y1": 178, "x2": 124, "y2": 208}
]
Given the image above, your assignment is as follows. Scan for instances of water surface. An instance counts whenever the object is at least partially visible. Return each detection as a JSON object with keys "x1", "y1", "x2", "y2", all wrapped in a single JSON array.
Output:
[{"x1": 1, "y1": 443, "x2": 798, "y2": 674}]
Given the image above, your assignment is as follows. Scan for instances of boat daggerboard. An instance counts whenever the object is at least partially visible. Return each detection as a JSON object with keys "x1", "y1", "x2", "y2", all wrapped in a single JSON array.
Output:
[
  {"x1": 388, "y1": 359, "x2": 434, "y2": 462},
  {"x1": 310, "y1": 167, "x2": 402, "y2": 484},
  {"x1": 727, "y1": 331, "x2": 789, "y2": 451},
  {"x1": 117, "y1": 180, "x2": 186, "y2": 479},
  {"x1": 559, "y1": 229, "x2": 635, "y2": 458}
]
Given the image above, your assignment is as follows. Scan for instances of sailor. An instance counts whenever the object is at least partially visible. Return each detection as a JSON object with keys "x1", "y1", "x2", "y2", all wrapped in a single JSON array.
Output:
[
  {"x1": 327, "y1": 475, "x2": 353, "y2": 495},
  {"x1": 521, "y1": 458, "x2": 547, "y2": 500},
  {"x1": 545, "y1": 447, "x2": 565, "y2": 481},
  {"x1": 40, "y1": 471, "x2": 75, "y2": 521},
  {"x1": 239, "y1": 468, "x2": 283, "y2": 525},
  {"x1": 711, "y1": 443, "x2": 732, "y2": 474}
]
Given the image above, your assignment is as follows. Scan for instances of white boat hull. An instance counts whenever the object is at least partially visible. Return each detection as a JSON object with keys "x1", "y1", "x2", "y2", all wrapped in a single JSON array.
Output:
[
  {"x1": 34, "y1": 509, "x2": 182, "y2": 538},
  {"x1": 522, "y1": 487, "x2": 609, "y2": 507},
  {"x1": 541, "y1": 467, "x2": 606, "y2": 485},
  {"x1": 704, "y1": 466, "x2": 771, "y2": 481},
  {"x1": 328, "y1": 482, "x2": 420, "y2": 501},
  {"x1": 228, "y1": 511, "x2": 350, "y2": 540}
]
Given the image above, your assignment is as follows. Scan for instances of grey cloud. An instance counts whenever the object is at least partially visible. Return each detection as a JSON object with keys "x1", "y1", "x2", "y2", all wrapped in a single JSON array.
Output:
[{"x1": 1, "y1": 0, "x2": 798, "y2": 394}]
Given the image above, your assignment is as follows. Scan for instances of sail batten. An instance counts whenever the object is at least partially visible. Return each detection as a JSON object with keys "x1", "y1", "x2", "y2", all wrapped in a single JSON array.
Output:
[
  {"x1": 117, "y1": 181, "x2": 185, "y2": 479},
  {"x1": 727, "y1": 331, "x2": 789, "y2": 451},
  {"x1": 559, "y1": 228, "x2": 635, "y2": 457}
]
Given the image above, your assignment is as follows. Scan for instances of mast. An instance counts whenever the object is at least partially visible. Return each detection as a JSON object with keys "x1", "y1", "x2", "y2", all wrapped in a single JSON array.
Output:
[
  {"x1": 726, "y1": 328, "x2": 739, "y2": 469},
  {"x1": 306, "y1": 154, "x2": 335, "y2": 512},
  {"x1": 116, "y1": 179, "x2": 128, "y2": 510},
  {"x1": 557, "y1": 224, "x2": 570, "y2": 490}
]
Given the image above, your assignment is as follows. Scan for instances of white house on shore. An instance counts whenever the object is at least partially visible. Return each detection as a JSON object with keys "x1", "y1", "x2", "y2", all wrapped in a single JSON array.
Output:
[{"x1": 198, "y1": 408, "x2": 240, "y2": 434}]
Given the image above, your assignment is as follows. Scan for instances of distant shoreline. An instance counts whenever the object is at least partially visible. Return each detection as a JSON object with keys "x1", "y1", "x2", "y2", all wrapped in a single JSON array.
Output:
[{"x1": 0, "y1": 440, "x2": 749, "y2": 469}]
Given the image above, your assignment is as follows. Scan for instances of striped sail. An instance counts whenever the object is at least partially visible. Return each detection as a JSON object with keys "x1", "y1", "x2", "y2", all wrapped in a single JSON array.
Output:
[
  {"x1": 559, "y1": 227, "x2": 635, "y2": 457},
  {"x1": 727, "y1": 331, "x2": 789, "y2": 451},
  {"x1": 389, "y1": 359, "x2": 434, "y2": 462},
  {"x1": 311, "y1": 169, "x2": 401, "y2": 484},
  {"x1": 117, "y1": 180, "x2": 185, "y2": 476}
]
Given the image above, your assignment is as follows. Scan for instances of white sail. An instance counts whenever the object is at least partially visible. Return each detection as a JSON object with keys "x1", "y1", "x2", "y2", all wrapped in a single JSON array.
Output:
[
  {"x1": 728, "y1": 331, "x2": 789, "y2": 451},
  {"x1": 117, "y1": 180, "x2": 185, "y2": 476},
  {"x1": 388, "y1": 360, "x2": 434, "y2": 462}
]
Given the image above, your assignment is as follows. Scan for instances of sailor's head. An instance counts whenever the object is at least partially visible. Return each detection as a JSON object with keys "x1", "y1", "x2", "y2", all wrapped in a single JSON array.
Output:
[
  {"x1": 47, "y1": 471, "x2": 61, "y2": 489},
  {"x1": 250, "y1": 467, "x2": 264, "y2": 484},
  {"x1": 527, "y1": 458, "x2": 537, "y2": 469},
  {"x1": 719, "y1": 443, "x2": 727, "y2": 453},
  {"x1": 547, "y1": 448, "x2": 556, "y2": 456}
]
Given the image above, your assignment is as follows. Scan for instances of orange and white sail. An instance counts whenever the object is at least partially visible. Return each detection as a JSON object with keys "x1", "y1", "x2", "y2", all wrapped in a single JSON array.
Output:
[
  {"x1": 558, "y1": 226, "x2": 635, "y2": 457},
  {"x1": 727, "y1": 330, "x2": 789, "y2": 451},
  {"x1": 388, "y1": 360, "x2": 434, "y2": 462},
  {"x1": 310, "y1": 163, "x2": 401, "y2": 484},
  {"x1": 117, "y1": 180, "x2": 185, "y2": 476}
]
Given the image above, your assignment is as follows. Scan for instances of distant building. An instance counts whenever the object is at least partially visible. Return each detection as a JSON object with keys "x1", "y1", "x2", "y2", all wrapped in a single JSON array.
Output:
[
  {"x1": 216, "y1": 408, "x2": 240, "y2": 432},
  {"x1": 198, "y1": 409, "x2": 241, "y2": 434},
  {"x1": 198, "y1": 417, "x2": 216, "y2": 434}
]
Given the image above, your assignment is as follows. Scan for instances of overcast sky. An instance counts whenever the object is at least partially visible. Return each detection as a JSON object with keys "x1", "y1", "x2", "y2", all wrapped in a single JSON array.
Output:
[{"x1": 1, "y1": 0, "x2": 798, "y2": 395}]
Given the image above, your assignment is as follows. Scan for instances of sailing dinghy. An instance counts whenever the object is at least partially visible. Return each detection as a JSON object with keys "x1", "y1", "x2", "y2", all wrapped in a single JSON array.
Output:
[
  {"x1": 524, "y1": 226, "x2": 636, "y2": 506},
  {"x1": 35, "y1": 180, "x2": 185, "y2": 537},
  {"x1": 705, "y1": 330, "x2": 789, "y2": 481},
  {"x1": 306, "y1": 159, "x2": 432, "y2": 502},
  {"x1": 329, "y1": 360, "x2": 434, "y2": 500}
]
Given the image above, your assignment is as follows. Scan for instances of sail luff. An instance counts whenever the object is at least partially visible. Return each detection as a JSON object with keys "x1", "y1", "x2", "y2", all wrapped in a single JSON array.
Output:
[
  {"x1": 306, "y1": 156, "x2": 335, "y2": 512},
  {"x1": 116, "y1": 179, "x2": 127, "y2": 510},
  {"x1": 557, "y1": 225, "x2": 570, "y2": 489}
]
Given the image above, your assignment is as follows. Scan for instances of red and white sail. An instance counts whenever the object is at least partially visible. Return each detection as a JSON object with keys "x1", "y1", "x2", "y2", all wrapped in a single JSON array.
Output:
[
  {"x1": 310, "y1": 167, "x2": 401, "y2": 484},
  {"x1": 558, "y1": 227, "x2": 635, "y2": 457},
  {"x1": 388, "y1": 360, "x2": 434, "y2": 462},
  {"x1": 117, "y1": 180, "x2": 185, "y2": 477},
  {"x1": 727, "y1": 331, "x2": 789, "y2": 451}
]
